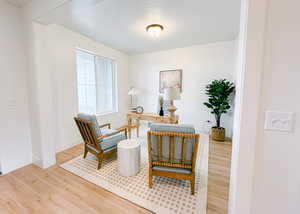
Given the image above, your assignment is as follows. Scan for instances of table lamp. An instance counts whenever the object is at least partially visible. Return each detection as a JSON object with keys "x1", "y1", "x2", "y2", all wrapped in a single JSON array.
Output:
[
  {"x1": 128, "y1": 87, "x2": 139, "y2": 109},
  {"x1": 164, "y1": 87, "x2": 181, "y2": 119}
]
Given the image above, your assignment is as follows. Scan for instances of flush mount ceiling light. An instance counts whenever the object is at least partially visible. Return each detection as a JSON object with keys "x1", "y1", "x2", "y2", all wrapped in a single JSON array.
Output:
[{"x1": 146, "y1": 24, "x2": 164, "y2": 38}]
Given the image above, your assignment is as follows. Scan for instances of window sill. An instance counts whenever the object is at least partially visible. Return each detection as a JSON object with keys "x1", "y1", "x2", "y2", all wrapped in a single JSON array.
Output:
[{"x1": 96, "y1": 111, "x2": 118, "y2": 117}]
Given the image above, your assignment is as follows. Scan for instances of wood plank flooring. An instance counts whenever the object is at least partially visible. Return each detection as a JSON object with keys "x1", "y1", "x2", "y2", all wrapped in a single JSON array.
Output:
[
  {"x1": 206, "y1": 138, "x2": 232, "y2": 214},
  {"x1": 0, "y1": 145, "x2": 150, "y2": 214},
  {"x1": 0, "y1": 138, "x2": 232, "y2": 214}
]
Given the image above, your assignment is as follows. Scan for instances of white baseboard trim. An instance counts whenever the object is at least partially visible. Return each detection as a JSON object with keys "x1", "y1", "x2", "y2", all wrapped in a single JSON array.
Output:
[
  {"x1": 56, "y1": 140, "x2": 82, "y2": 153},
  {"x1": 32, "y1": 154, "x2": 43, "y2": 168}
]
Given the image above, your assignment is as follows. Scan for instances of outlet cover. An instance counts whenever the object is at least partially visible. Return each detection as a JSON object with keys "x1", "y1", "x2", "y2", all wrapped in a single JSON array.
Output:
[{"x1": 264, "y1": 111, "x2": 294, "y2": 132}]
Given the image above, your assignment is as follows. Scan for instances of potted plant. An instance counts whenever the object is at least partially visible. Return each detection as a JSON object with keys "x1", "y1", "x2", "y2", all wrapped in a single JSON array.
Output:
[{"x1": 204, "y1": 79, "x2": 235, "y2": 141}]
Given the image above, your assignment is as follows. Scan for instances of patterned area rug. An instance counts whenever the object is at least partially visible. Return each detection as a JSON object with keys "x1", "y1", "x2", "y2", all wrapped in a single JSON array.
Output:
[{"x1": 60, "y1": 135, "x2": 208, "y2": 214}]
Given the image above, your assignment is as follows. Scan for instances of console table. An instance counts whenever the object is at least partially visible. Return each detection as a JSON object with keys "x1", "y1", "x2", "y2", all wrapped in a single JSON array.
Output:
[{"x1": 127, "y1": 112, "x2": 179, "y2": 139}]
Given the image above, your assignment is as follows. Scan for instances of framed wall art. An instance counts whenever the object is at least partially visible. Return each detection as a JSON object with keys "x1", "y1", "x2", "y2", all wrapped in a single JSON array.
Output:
[{"x1": 159, "y1": 69, "x2": 182, "y2": 93}]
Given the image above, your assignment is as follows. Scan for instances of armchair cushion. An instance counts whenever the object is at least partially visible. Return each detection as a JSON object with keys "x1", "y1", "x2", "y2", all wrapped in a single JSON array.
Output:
[
  {"x1": 86, "y1": 142, "x2": 119, "y2": 154},
  {"x1": 152, "y1": 166, "x2": 192, "y2": 174},
  {"x1": 101, "y1": 128, "x2": 126, "y2": 151},
  {"x1": 77, "y1": 113, "x2": 102, "y2": 137},
  {"x1": 101, "y1": 128, "x2": 116, "y2": 136},
  {"x1": 85, "y1": 128, "x2": 126, "y2": 152},
  {"x1": 150, "y1": 123, "x2": 195, "y2": 164},
  {"x1": 86, "y1": 144, "x2": 101, "y2": 153}
]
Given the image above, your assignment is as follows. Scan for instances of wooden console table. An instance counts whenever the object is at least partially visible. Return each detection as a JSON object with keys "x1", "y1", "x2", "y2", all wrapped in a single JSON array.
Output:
[{"x1": 127, "y1": 112, "x2": 179, "y2": 139}]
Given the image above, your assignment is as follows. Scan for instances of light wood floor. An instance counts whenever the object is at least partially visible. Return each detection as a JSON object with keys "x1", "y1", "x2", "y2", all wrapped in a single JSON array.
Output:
[
  {"x1": 0, "y1": 138, "x2": 231, "y2": 214},
  {"x1": 206, "y1": 138, "x2": 232, "y2": 214},
  {"x1": 0, "y1": 145, "x2": 150, "y2": 214}
]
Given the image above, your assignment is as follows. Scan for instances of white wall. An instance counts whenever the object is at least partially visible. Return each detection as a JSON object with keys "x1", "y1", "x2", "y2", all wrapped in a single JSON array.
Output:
[
  {"x1": 250, "y1": 0, "x2": 300, "y2": 213},
  {"x1": 32, "y1": 24, "x2": 130, "y2": 154},
  {"x1": 129, "y1": 41, "x2": 237, "y2": 136},
  {"x1": 0, "y1": 0, "x2": 32, "y2": 174}
]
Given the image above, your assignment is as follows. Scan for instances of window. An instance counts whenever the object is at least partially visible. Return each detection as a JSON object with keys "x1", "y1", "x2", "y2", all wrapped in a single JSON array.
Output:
[{"x1": 76, "y1": 49, "x2": 117, "y2": 115}]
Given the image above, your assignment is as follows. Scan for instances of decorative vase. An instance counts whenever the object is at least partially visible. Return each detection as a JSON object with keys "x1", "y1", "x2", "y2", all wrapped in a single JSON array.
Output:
[
  {"x1": 159, "y1": 107, "x2": 164, "y2": 116},
  {"x1": 211, "y1": 127, "x2": 225, "y2": 141}
]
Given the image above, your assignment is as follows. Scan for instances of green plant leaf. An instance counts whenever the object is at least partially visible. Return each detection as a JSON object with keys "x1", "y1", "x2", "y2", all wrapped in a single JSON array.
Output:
[{"x1": 203, "y1": 79, "x2": 235, "y2": 127}]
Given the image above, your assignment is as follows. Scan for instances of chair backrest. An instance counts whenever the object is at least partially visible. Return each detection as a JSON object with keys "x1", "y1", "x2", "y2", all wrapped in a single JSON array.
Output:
[
  {"x1": 148, "y1": 123, "x2": 200, "y2": 169},
  {"x1": 77, "y1": 113, "x2": 102, "y2": 137},
  {"x1": 74, "y1": 117, "x2": 102, "y2": 151}
]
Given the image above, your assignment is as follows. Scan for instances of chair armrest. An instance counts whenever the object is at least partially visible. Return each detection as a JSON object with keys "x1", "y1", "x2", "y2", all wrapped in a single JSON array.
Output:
[
  {"x1": 97, "y1": 127, "x2": 127, "y2": 141},
  {"x1": 99, "y1": 123, "x2": 111, "y2": 129},
  {"x1": 116, "y1": 127, "x2": 128, "y2": 139}
]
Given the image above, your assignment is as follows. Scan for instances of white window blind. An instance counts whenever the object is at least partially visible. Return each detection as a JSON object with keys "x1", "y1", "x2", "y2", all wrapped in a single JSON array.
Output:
[{"x1": 76, "y1": 49, "x2": 116, "y2": 115}]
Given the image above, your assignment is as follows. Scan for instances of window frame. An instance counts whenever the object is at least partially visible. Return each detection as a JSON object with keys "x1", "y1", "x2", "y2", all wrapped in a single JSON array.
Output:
[{"x1": 76, "y1": 48, "x2": 118, "y2": 116}]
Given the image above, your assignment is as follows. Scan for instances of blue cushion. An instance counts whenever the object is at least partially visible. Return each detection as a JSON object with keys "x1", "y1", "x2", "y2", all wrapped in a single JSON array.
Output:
[
  {"x1": 150, "y1": 123, "x2": 195, "y2": 133},
  {"x1": 101, "y1": 128, "x2": 117, "y2": 136},
  {"x1": 153, "y1": 166, "x2": 192, "y2": 174},
  {"x1": 150, "y1": 123, "x2": 195, "y2": 164},
  {"x1": 86, "y1": 143, "x2": 101, "y2": 153},
  {"x1": 103, "y1": 146, "x2": 118, "y2": 153},
  {"x1": 101, "y1": 129, "x2": 126, "y2": 150},
  {"x1": 77, "y1": 113, "x2": 102, "y2": 137},
  {"x1": 85, "y1": 128, "x2": 126, "y2": 151},
  {"x1": 86, "y1": 143, "x2": 118, "y2": 154}
]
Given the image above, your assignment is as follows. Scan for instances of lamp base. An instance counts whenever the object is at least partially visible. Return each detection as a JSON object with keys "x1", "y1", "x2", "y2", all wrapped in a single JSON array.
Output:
[{"x1": 168, "y1": 105, "x2": 177, "y2": 120}]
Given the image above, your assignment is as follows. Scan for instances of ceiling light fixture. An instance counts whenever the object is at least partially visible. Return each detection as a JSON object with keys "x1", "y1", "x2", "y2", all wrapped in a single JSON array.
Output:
[{"x1": 146, "y1": 24, "x2": 164, "y2": 38}]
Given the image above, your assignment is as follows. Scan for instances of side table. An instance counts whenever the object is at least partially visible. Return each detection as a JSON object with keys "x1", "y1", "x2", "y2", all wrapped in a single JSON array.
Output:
[{"x1": 117, "y1": 139, "x2": 141, "y2": 176}]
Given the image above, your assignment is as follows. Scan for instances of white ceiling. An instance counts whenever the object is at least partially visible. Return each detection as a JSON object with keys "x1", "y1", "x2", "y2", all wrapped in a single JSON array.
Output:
[
  {"x1": 42, "y1": 0, "x2": 241, "y2": 55},
  {"x1": 6, "y1": 0, "x2": 31, "y2": 7}
]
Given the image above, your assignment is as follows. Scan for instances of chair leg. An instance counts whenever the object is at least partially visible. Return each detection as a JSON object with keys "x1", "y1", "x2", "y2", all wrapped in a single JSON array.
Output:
[
  {"x1": 137, "y1": 125, "x2": 139, "y2": 138},
  {"x1": 149, "y1": 170, "x2": 153, "y2": 188},
  {"x1": 191, "y1": 178, "x2": 195, "y2": 195},
  {"x1": 97, "y1": 156, "x2": 103, "y2": 170},
  {"x1": 125, "y1": 127, "x2": 128, "y2": 139},
  {"x1": 83, "y1": 146, "x2": 88, "y2": 159}
]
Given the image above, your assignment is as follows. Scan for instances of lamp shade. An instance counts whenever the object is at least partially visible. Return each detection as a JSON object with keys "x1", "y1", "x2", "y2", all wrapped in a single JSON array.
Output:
[
  {"x1": 164, "y1": 87, "x2": 181, "y2": 100},
  {"x1": 128, "y1": 87, "x2": 139, "y2": 95}
]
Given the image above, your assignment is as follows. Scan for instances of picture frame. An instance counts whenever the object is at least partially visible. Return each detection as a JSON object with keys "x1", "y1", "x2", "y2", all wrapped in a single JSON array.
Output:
[{"x1": 159, "y1": 69, "x2": 183, "y2": 93}]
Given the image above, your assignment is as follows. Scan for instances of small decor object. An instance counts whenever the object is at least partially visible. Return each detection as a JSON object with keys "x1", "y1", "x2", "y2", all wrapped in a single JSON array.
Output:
[
  {"x1": 164, "y1": 87, "x2": 181, "y2": 119},
  {"x1": 131, "y1": 106, "x2": 144, "y2": 114},
  {"x1": 204, "y1": 79, "x2": 235, "y2": 141},
  {"x1": 136, "y1": 106, "x2": 144, "y2": 114},
  {"x1": 159, "y1": 96, "x2": 164, "y2": 116},
  {"x1": 128, "y1": 87, "x2": 140, "y2": 111},
  {"x1": 159, "y1": 69, "x2": 182, "y2": 93}
]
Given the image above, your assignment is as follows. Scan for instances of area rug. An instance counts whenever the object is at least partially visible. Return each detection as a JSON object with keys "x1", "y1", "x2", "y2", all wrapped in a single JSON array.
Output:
[{"x1": 60, "y1": 135, "x2": 208, "y2": 214}]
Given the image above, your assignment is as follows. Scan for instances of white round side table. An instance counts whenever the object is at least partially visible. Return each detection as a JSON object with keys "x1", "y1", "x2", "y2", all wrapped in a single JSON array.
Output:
[{"x1": 117, "y1": 139, "x2": 141, "y2": 177}]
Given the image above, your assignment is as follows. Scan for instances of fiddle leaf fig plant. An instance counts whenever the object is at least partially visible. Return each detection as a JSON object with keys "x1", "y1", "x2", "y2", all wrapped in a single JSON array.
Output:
[{"x1": 204, "y1": 79, "x2": 235, "y2": 128}]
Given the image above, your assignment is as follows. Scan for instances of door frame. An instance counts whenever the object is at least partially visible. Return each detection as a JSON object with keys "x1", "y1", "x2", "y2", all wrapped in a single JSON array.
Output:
[{"x1": 228, "y1": 0, "x2": 269, "y2": 213}]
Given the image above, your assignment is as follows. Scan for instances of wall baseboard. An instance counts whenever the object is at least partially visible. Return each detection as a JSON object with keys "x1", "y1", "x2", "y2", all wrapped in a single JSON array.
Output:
[
  {"x1": 56, "y1": 140, "x2": 82, "y2": 153},
  {"x1": 32, "y1": 155, "x2": 43, "y2": 168}
]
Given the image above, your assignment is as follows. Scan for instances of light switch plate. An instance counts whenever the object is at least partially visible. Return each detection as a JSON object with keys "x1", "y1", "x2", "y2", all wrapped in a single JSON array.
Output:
[{"x1": 264, "y1": 111, "x2": 294, "y2": 132}]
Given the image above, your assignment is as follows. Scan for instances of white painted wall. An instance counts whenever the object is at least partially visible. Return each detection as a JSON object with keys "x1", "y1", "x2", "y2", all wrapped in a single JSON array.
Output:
[
  {"x1": 129, "y1": 41, "x2": 237, "y2": 136},
  {"x1": 230, "y1": 0, "x2": 300, "y2": 213},
  {"x1": 23, "y1": 0, "x2": 90, "y2": 168},
  {"x1": 32, "y1": 24, "x2": 130, "y2": 154},
  {"x1": 250, "y1": 0, "x2": 300, "y2": 213},
  {"x1": 0, "y1": 0, "x2": 32, "y2": 174}
]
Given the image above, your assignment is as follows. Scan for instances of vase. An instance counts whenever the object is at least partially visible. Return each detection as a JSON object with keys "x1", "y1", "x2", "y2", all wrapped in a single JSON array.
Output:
[{"x1": 159, "y1": 107, "x2": 164, "y2": 116}]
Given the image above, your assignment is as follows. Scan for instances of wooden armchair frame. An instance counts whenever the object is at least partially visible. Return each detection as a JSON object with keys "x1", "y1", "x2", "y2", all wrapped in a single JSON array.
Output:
[
  {"x1": 147, "y1": 131, "x2": 200, "y2": 195},
  {"x1": 74, "y1": 117, "x2": 127, "y2": 169}
]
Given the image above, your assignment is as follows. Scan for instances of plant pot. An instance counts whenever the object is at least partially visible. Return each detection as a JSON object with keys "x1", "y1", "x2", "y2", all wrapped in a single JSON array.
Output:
[{"x1": 211, "y1": 127, "x2": 225, "y2": 141}]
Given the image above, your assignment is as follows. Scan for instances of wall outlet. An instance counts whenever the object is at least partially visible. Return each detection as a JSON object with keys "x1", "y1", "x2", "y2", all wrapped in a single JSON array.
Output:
[{"x1": 264, "y1": 111, "x2": 294, "y2": 132}]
